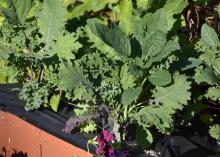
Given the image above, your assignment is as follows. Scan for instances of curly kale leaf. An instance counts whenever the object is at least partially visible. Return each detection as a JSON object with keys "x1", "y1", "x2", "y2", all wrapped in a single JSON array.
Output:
[{"x1": 19, "y1": 81, "x2": 49, "y2": 111}]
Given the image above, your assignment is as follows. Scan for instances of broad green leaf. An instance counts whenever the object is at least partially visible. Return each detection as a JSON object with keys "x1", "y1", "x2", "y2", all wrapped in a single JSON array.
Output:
[
  {"x1": 142, "y1": 31, "x2": 166, "y2": 60},
  {"x1": 50, "y1": 94, "x2": 60, "y2": 112},
  {"x1": 120, "y1": 64, "x2": 135, "y2": 90},
  {"x1": 135, "y1": 105, "x2": 174, "y2": 133},
  {"x1": 194, "y1": 66, "x2": 220, "y2": 85},
  {"x1": 145, "y1": 40, "x2": 180, "y2": 68},
  {"x1": 0, "y1": 14, "x2": 5, "y2": 26},
  {"x1": 134, "y1": 75, "x2": 191, "y2": 133},
  {"x1": 67, "y1": 0, "x2": 108, "y2": 19},
  {"x1": 121, "y1": 87, "x2": 142, "y2": 106},
  {"x1": 63, "y1": 0, "x2": 76, "y2": 7},
  {"x1": 199, "y1": 51, "x2": 216, "y2": 67},
  {"x1": 213, "y1": 57, "x2": 220, "y2": 74},
  {"x1": 59, "y1": 63, "x2": 91, "y2": 94},
  {"x1": 163, "y1": 0, "x2": 188, "y2": 31},
  {"x1": 88, "y1": 21, "x2": 131, "y2": 57},
  {"x1": 38, "y1": 0, "x2": 67, "y2": 48},
  {"x1": 85, "y1": 19, "x2": 119, "y2": 59},
  {"x1": 152, "y1": 74, "x2": 191, "y2": 110},
  {"x1": 209, "y1": 125, "x2": 220, "y2": 140},
  {"x1": 50, "y1": 33, "x2": 82, "y2": 60},
  {"x1": 205, "y1": 87, "x2": 220, "y2": 101},
  {"x1": 136, "y1": 0, "x2": 149, "y2": 9},
  {"x1": 181, "y1": 58, "x2": 202, "y2": 71},
  {"x1": 117, "y1": 0, "x2": 133, "y2": 35},
  {"x1": 144, "y1": 9, "x2": 168, "y2": 34},
  {"x1": 136, "y1": 126, "x2": 153, "y2": 149},
  {"x1": 148, "y1": 69, "x2": 171, "y2": 86},
  {"x1": 201, "y1": 24, "x2": 220, "y2": 49},
  {"x1": 6, "y1": 0, "x2": 33, "y2": 24}
]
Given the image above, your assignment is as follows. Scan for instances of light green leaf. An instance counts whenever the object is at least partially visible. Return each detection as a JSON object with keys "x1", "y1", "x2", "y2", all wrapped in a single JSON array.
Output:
[
  {"x1": 88, "y1": 21, "x2": 131, "y2": 57},
  {"x1": 209, "y1": 125, "x2": 220, "y2": 140},
  {"x1": 201, "y1": 24, "x2": 220, "y2": 49},
  {"x1": 38, "y1": 0, "x2": 67, "y2": 48},
  {"x1": 59, "y1": 63, "x2": 91, "y2": 94},
  {"x1": 144, "y1": 8, "x2": 168, "y2": 34},
  {"x1": 194, "y1": 66, "x2": 220, "y2": 85},
  {"x1": 181, "y1": 58, "x2": 202, "y2": 71},
  {"x1": 199, "y1": 51, "x2": 216, "y2": 67},
  {"x1": 163, "y1": 0, "x2": 188, "y2": 30},
  {"x1": 120, "y1": 64, "x2": 135, "y2": 90},
  {"x1": 135, "y1": 75, "x2": 191, "y2": 133},
  {"x1": 213, "y1": 57, "x2": 220, "y2": 74},
  {"x1": 205, "y1": 87, "x2": 220, "y2": 101},
  {"x1": 135, "y1": 105, "x2": 174, "y2": 133},
  {"x1": 148, "y1": 69, "x2": 171, "y2": 86},
  {"x1": 117, "y1": 0, "x2": 133, "y2": 35},
  {"x1": 50, "y1": 33, "x2": 82, "y2": 60},
  {"x1": 145, "y1": 40, "x2": 180, "y2": 68},
  {"x1": 142, "y1": 31, "x2": 166, "y2": 60},
  {"x1": 50, "y1": 94, "x2": 60, "y2": 112},
  {"x1": 6, "y1": 0, "x2": 33, "y2": 24},
  {"x1": 152, "y1": 74, "x2": 191, "y2": 110},
  {"x1": 85, "y1": 19, "x2": 118, "y2": 59},
  {"x1": 121, "y1": 87, "x2": 142, "y2": 106},
  {"x1": 63, "y1": 0, "x2": 76, "y2": 7},
  {"x1": 67, "y1": 0, "x2": 108, "y2": 19},
  {"x1": 0, "y1": 14, "x2": 5, "y2": 26},
  {"x1": 81, "y1": 121, "x2": 96, "y2": 133}
]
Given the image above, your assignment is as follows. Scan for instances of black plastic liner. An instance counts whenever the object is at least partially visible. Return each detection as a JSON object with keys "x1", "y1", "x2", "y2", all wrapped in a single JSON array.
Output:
[{"x1": 0, "y1": 84, "x2": 96, "y2": 154}]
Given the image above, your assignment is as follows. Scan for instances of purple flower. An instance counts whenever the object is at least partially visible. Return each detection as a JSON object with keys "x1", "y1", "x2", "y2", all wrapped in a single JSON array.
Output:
[
  {"x1": 102, "y1": 130, "x2": 114, "y2": 142},
  {"x1": 95, "y1": 130, "x2": 130, "y2": 157}
]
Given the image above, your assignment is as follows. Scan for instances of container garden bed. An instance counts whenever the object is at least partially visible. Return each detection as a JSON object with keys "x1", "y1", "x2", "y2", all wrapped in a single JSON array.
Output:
[
  {"x1": 0, "y1": 84, "x2": 220, "y2": 157},
  {"x1": 0, "y1": 84, "x2": 94, "y2": 157}
]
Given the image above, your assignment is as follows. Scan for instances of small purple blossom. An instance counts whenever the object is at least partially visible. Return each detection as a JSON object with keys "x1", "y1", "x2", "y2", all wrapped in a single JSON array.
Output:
[
  {"x1": 96, "y1": 130, "x2": 130, "y2": 157},
  {"x1": 102, "y1": 130, "x2": 114, "y2": 142}
]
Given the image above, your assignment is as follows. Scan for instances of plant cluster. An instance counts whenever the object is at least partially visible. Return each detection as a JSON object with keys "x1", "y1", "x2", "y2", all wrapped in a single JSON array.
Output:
[{"x1": 0, "y1": 0, "x2": 220, "y2": 156}]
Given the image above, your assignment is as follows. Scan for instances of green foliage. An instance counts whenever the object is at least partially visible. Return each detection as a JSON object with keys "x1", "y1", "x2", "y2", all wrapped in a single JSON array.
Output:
[
  {"x1": 209, "y1": 125, "x2": 220, "y2": 140},
  {"x1": 4, "y1": 0, "x2": 33, "y2": 25},
  {"x1": 19, "y1": 81, "x2": 49, "y2": 111},
  {"x1": 88, "y1": 21, "x2": 131, "y2": 57},
  {"x1": 205, "y1": 87, "x2": 220, "y2": 101},
  {"x1": 163, "y1": 0, "x2": 188, "y2": 30},
  {"x1": 59, "y1": 62, "x2": 91, "y2": 95},
  {"x1": 2, "y1": 0, "x2": 220, "y2": 153},
  {"x1": 50, "y1": 94, "x2": 60, "y2": 112},
  {"x1": 201, "y1": 24, "x2": 220, "y2": 49},
  {"x1": 49, "y1": 32, "x2": 82, "y2": 60},
  {"x1": 121, "y1": 87, "x2": 141, "y2": 106},
  {"x1": 67, "y1": 0, "x2": 109, "y2": 19},
  {"x1": 194, "y1": 66, "x2": 220, "y2": 85},
  {"x1": 135, "y1": 74, "x2": 191, "y2": 133},
  {"x1": 152, "y1": 74, "x2": 191, "y2": 110},
  {"x1": 148, "y1": 69, "x2": 171, "y2": 86},
  {"x1": 38, "y1": 0, "x2": 67, "y2": 48}
]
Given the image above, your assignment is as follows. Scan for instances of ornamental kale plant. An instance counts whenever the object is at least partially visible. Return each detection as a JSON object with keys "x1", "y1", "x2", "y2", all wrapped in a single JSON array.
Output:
[{"x1": 0, "y1": 0, "x2": 220, "y2": 155}]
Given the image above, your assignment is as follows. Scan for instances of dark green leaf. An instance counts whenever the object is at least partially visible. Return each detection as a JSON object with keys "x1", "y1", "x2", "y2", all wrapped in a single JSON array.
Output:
[{"x1": 148, "y1": 69, "x2": 171, "y2": 86}]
